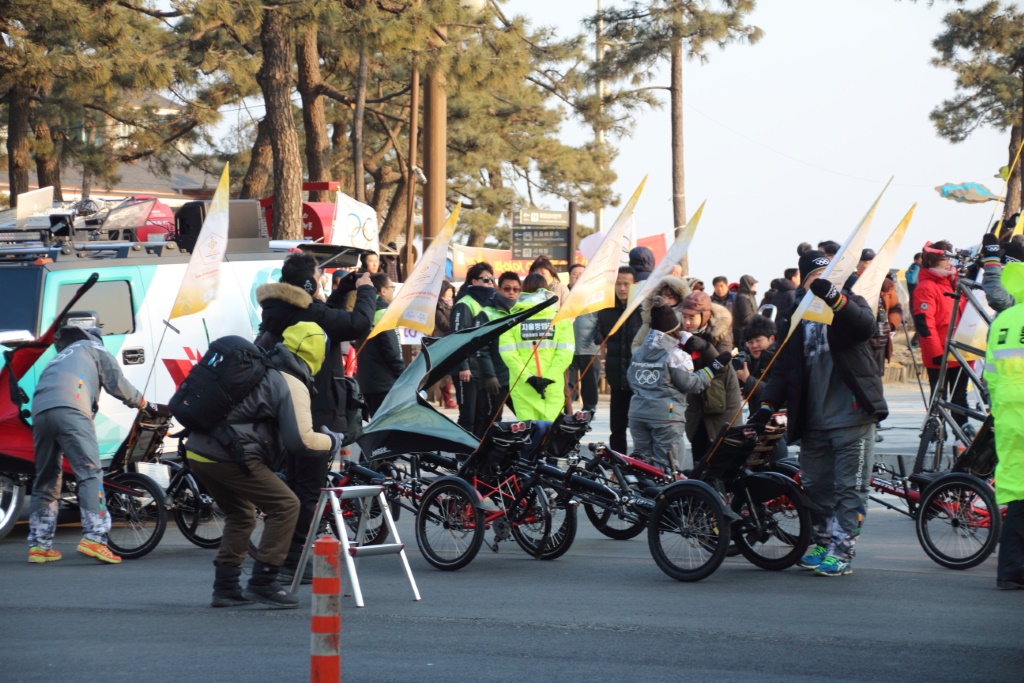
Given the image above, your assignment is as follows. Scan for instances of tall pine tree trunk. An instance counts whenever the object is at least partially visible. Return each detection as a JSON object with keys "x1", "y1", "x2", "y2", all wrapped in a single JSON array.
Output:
[
  {"x1": 379, "y1": 176, "x2": 407, "y2": 247},
  {"x1": 239, "y1": 118, "x2": 272, "y2": 199},
  {"x1": 1009, "y1": 118, "x2": 1023, "y2": 220},
  {"x1": 670, "y1": 38, "x2": 687, "y2": 274},
  {"x1": 6, "y1": 85, "x2": 32, "y2": 206},
  {"x1": 297, "y1": 25, "x2": 330, "y2": 203},
  {"x1": 33, "y1": 120, "x2": 63, "y2": 200},
  {"x1": 351, "y1": 49, "x2": 369, "y2": 203},
  {"x1": 257, "y1": 8, "x2": 303, "y2": 240}
]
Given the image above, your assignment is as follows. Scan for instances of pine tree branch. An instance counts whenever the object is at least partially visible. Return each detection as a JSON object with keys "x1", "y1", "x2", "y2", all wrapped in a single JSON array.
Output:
[{"x1": 116, "y1": 1, "x2": 183, "y2": 19}]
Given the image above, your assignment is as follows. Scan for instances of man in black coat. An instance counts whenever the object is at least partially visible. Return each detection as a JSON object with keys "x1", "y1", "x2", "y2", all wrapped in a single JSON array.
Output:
[
  {"x1": 355, "y1": 273, "x2": 406, "y2": 417},
  {"x1": 254, "y1": 251, "x2": 375, "y2": 582},
  {"x1": 595, "y1": 266, "x2": 641, "y2": 453},
  {"x1": 750, "y1": 250, "x2": 887, "y2": 578}
]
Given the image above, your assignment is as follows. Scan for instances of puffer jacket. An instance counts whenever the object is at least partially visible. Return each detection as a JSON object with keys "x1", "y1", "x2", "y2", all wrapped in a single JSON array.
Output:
[
  {"x1": 628, "y1": 330, "x2": 712, "y2": 423},
  {"x1": 184, "y1": 345, "x2": 332, "y2": 469},
  {"x1": 762, "y1": 278, "x2": 796, "y2": 315},
  {"x1": 630, "y1": 275, "x2": 692, "y2": 353},
  {"x1": 761, "y1": 288, "x2": 889, "y2": 443},
  {"x1": 683, "y1": 303, "x2": 741, "y2": 441},
  {"x1": 451, "y1": 285, "x2": 497, "y2": 378},
  {"x1": 355, "y1": 297, "x2": 406, "y2": 395},
  {"x1": 596, "y1": 298, "x2": 643, "y2": 390},
  {"x1": 256, "y1": 280, "x2": 376, "y2": 432},
  {"x1": 573, "y1": 311, "x2": 600, "y2": 356},
  {"x1": 911, "y1": 267, "x2": 966, "y2": 369}
]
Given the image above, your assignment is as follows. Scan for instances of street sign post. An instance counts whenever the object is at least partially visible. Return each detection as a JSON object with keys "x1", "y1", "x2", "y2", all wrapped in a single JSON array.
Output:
[{"x1": 511, "y1": 227, "x2": 569, "y2": 261}]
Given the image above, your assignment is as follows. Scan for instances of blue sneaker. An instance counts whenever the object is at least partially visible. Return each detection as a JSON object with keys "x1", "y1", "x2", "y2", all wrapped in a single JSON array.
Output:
[
  {"x1": 814, "y1": 555, "x2": 853, "y2": 577},
  {"x1": 796, "y1": 544, "x2": 828, "y2": 570}
]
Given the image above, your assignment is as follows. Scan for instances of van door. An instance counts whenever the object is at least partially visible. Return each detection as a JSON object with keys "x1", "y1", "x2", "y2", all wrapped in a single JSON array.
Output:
[{"x1": 38, "y1": 267, "x2": 154, "y2": 460}]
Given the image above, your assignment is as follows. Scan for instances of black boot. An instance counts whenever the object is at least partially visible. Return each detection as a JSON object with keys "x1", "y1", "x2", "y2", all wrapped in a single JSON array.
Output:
[
  {"x1": 243, "y1": 560, "x2": 299, "y2": 609},
  {"x1": 211, "y1": 564, "x2": 252, "y2": 608},
  {"x1": 279, "y1": 542, "x2": 314, "y2": 586}
]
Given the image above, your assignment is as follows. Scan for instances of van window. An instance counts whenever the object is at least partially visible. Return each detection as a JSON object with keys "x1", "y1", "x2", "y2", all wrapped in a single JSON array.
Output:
[
  {"x1": 0, "y1": 268, "x2": 43, "y2": 334},
  {"x1": 56, "y1": 280, "x2": 135, "y2": 335}
]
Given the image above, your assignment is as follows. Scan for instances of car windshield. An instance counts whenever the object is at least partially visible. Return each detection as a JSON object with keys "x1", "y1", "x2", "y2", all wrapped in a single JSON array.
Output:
[{"x1": 0, "y1": 268, "x2": 42, "y2": 336}]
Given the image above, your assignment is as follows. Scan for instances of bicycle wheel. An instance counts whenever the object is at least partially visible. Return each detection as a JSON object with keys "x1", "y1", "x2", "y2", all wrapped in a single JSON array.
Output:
[
  {"x1": 915, "y1": 473, "x2": 1001, "y2": 570},
  {"x1": 105, "y1": 472, "x2": 167, "y2": 560},
  {"x1": 415, "y1": 480, "x2": 485, "y2": 571},
  {"x1": 0, "y1": 474, "x2": 26, "y2": 541},
  {"x1": 581, "y1": 460, "x2": 646, "y2": 540},
  {"x1": 731, "y1": 479, "x2": 811, "y2": 571},
  {"x1": 512, "y1": 486, "x2": 577, "y2": 560},
  {"x1": 172, "y1": 472, "x2": 225, "y2": 549},
  {"x1": 647, "y1": 483, "x2": 730, "y2": 582}
]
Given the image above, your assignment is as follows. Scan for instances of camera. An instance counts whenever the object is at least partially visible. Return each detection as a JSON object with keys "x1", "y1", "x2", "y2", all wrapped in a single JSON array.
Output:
[{"x1": 731, "y1": 350, "x2": 750, "y2": 370}]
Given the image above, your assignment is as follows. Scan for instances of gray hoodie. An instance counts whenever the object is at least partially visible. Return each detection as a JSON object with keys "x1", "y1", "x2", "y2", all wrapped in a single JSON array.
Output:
[
  {"x1": 32, "y1": 336, "x2": 143, "y2": 416},
  {"x1": 627, "y1": 330, "x2": 712, "y2": 423}
]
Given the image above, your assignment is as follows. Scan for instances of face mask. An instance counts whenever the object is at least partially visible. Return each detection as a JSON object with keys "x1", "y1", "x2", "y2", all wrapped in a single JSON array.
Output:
[{"x1": 928, "y1": 266, "x2": 956, "y2": 278}]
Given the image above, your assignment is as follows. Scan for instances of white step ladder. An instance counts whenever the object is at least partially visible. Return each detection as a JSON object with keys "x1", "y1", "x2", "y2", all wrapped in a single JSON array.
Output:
[{"x1": 291, "y1": 485, "x2": 421, "y2": 608}]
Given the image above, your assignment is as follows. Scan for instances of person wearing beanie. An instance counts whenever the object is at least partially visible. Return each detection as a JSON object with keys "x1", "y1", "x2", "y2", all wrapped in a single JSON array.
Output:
[
  {"x1": 980, "y1": 223, "x2": 1024, "y2": 314},
  {"x1": 750, "y1": 253, "x2": 888, "y2": 577},
  {"x1": 627, "y1": 305, "x2": 733, "y2": 471},
  {"x1": 737, "y1": 314, "x2": 786, "y2": 460},
  {"x1": 678, "y1": 290, "x2": 741, "y2": 463}
]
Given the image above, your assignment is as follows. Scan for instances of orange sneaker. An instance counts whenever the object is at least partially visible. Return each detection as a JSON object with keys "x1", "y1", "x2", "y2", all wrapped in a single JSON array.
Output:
[
  {"x1": 28, "y1": 546, "x2": 62, "y2": 563},
  {"x1": 77, "y1": 539, "x2": 122, "y2": 564}
]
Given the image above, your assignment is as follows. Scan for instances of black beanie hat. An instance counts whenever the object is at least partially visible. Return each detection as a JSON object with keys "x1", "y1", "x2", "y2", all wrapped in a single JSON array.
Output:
[
  {"x1": 650, "y1": 305, "x2": 681, "y2": 334},
  {"x1": 798, "y1": 250, "x2": 830, "y2": 282}
]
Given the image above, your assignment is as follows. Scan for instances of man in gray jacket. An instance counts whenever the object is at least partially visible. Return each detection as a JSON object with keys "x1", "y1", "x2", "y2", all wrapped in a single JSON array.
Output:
[
  {"x1": 28, "y1": 325, "x2": 145, "y2": 565},
  {"x1": 627, "y1": 306, "x2": 732, "y2": 471}
]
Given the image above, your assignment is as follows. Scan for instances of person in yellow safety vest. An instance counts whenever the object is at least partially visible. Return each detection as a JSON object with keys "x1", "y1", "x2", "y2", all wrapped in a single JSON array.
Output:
[
  {"x1": 983, "y1": 259, "x2": 1024, "y2": 590},
  {"x1": 498, "y1": 273, "x2": 575, "y2": 422}
]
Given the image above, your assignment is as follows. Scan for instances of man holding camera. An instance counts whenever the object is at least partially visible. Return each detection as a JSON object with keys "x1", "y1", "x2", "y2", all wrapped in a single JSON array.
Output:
[{"x1": 750, "y1": 250, "x2": 887, "y2": 577}]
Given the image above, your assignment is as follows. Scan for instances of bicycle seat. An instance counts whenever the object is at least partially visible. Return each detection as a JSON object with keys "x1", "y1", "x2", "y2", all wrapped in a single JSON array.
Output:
[{"x1": 909, "y1": 471, "x2": 942, "y2": 489}]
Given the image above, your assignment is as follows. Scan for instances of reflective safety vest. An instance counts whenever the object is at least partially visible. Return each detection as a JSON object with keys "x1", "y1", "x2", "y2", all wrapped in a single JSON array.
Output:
[
  {"x1": 983, "y1": 262, "x2": 1024, "y2": 504},
  {"x1": 498, "y1": 290, "x2": 574, "y2": 421}
]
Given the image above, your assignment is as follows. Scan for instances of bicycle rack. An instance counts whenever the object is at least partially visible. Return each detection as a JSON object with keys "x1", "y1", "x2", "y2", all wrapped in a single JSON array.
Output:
[{"x1": 291, "y1": 485, "x2": 421, "y2": 608}]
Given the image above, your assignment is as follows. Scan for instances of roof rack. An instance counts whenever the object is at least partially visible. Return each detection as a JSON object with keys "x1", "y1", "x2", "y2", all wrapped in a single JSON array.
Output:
[{"x1": 0, "y1": 239, "x2": 182, "y2": 263}]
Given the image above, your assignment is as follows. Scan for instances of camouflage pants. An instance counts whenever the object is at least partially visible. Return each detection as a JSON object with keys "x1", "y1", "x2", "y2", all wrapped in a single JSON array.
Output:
[{"x1": 28, "y1": 407, "x2": 110, "y2": 548}]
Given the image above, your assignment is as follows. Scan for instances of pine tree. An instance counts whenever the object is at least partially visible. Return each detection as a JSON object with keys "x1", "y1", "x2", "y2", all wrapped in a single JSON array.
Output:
[{"x1": 929, "y1": 1, "x2": 1024, "y2": 219}]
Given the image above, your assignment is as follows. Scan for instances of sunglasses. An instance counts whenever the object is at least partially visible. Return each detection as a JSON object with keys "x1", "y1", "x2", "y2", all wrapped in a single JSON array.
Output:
[
  {"x1": 478, "y1": 277, "x2": 495, "y2": 284},
  {"x1": 501, "y1": 285, "x2": 521, "y2": 294}
]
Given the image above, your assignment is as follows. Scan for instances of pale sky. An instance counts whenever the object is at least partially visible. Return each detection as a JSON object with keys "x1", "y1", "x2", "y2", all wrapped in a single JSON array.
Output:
[{"x1": 509, "y1": 0, "x2": 1012, "y2": 289}]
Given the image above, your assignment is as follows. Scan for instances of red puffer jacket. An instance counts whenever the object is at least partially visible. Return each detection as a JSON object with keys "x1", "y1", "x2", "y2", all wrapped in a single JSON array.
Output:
[{"x1": 911, "y1": 267, "x2": 966, "y2": 369}]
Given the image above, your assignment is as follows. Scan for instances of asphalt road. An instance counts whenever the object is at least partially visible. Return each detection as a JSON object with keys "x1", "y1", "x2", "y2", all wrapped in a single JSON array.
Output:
[{"x1": 1, "y1": 382, "x2": 1021, "y2": 682}]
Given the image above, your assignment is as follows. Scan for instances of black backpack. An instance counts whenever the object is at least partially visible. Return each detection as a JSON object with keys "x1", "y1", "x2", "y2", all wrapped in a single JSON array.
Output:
[{"x1": 169, "y1": 335, "x2": 267, "y2": 433}]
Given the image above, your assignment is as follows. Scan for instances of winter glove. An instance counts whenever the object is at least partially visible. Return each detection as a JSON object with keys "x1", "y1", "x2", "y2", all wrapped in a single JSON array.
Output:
[
  {"x1": 1003, "y1": 240, "x2": 1024, "y2": 264},
  {"x1": 137, "y1": 397, "x2": 148, "y2": 412},
  {"x1": 681, "y1": 336, "x2": 708, "y2": 354},
  {"x1": 981, "y1": 231, "x2": 1002, "y2": 263},
  {"x1": 526, "y1": 376, "x2": 555, "y2": 398},
  {"x1": 747, "y1": 404, "x2": 773, "y2": 428},
  {"x1": 809, "y1": 278, "x2": 840, "y2": 306},
  {"x1": 319, "y1": 426, "x2": 344, "y2": 460},
  {"x1": 710, "y1": 351, "x2": 734, "y2": 375},
  {"x1": 484, "y1": 377, "x2": 502, "y2": 396}
]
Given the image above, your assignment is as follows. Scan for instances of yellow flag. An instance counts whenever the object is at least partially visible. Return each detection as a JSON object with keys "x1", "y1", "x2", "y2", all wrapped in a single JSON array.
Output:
[
  {"x1": 785, "y1": 179, "x2": 891, "y2": 339},
  {"x1": 851, "y1": 204, "x2": 916, "y2": 315},
  {"x1": 368, "y1": 205, "x2": 460, "y2": 339},
  {"x1": 169, "y1": 164, "x2": 230, "y2": 319},
  {"x1": 607, "y1": 201, "x2": 705, "y2": 338},
  {"x1": 552, "y1": 176, "x2": 648, "y2": 324}
]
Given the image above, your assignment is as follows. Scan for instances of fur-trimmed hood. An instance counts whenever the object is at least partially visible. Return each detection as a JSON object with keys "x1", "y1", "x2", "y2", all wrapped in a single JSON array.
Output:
[
  {"x1": 257, "y1": 282, "x2": 313, "y2": 309},
  {"x1": 639, "y1": 275, "x2": 692, "y2": 318},
  {"x1": 700, "y1": 302, "x2": 734, "y2": 349}
]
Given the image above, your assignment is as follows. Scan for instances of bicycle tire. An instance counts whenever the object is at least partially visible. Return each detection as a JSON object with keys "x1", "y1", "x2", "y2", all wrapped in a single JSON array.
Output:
[
  {"x1": 731, "y1": 479, "x2": 811, "y2": 571},
  {"x1": 415, "y1": 480, "x2": 485, "y2": 571},
  {"x1": 512, "y1": 486, "x2": 577, "y2": 560},
  {"x1": 104, "y1": 472, "x2": 167, "y2": 560},
  {"x1": 913, "y1": 416, "x2": 944, "y2": 474},
  {"x1": 581, "y1": 459, "x2": 646, "y2": 540},
  {"x1": 647, "y1": 482, "x2": 730, "y2": 582},
  {"x1": 172, "y1": 471, "x2": 225, "y2": 549},
  {"x1": 915, "y1": 473, "x2": 1001, "y2": 570},
  {"x1": 0, "y1": 474, "x2": 26, "y2": 542}
]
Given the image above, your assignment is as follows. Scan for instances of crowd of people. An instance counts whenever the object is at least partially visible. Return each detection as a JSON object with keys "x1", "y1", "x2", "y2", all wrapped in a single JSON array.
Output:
[{"x1": 24, "y1": 226, "x2": 1024, "y2": 601}]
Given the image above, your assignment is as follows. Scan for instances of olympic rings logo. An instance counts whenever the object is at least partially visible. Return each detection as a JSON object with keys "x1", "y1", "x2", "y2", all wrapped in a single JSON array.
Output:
[{"x1": 634, "y1": 369, "x2": 660, "y2": 385}]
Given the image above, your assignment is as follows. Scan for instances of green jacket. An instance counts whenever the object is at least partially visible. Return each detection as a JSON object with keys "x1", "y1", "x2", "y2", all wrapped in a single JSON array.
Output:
[{"x1": 983, "y1": 261, "x2": 1024, "y2": 504}]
